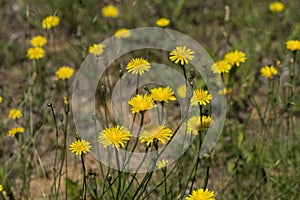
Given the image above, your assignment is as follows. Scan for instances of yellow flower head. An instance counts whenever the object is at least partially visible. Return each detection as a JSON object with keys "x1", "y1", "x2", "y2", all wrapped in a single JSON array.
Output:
[
  {"x1": 128, "y1": 94, "x2": 154, "y2": 113},
  {"x1": 126, "y1": 57, "x2": 151, "y2": 75},
  {"x1": 186, "y1": 188, "x2": 215, "y2": 200},
  {"x1": 218, "y1": 87, "x2": 232, "y2": 95},
  {"x1": 9, "y1": 109, "x2": 22, "y2": 120},
  {"x1": 177, "y1": 85, "x2": 187, "y2": 98},
  {"x1": 98, "y1": 125, "x2": 132, "y2": 150},
  {"x1": 56, "y1": 66, "x2": 74, "y2": 80},
  {"x1": 286, "y1": 40, "x2": 300, "y2": 52},
  {"x1": 89, "y1": 43, "x2": 105, "y2": 56},
  {"x1": 269, "y1": 2, "x2": 284, "y2": 13},
  {"x1": 156, "y1": 159, "x2": 169, "y2": 169},
  {"x1": 27, "y1": 47, "x2": 45, "y2": 60},
  {"x1": 224, "y1": 50, "x2": 246, "y2": 67},
  {"x1": 186, "y1": 116, "x2": 213, "y2": 134},
  {"x1": 42, "y1": 15, "x2": 60, "y2": 29},
  {"x1": 0, "y1": 185, "x2": 3, "y2": 192},
  {"x1": 156, "y1": 18, "x2": 170, "y2": 27},
  {"x1": 0, "y1": 96, "x2": 3, "y2": 103},
  {"x1": 102, "y1": 5, "x2": 119, "y2": 18},
  {"x1": 139, "y1": 125, "x2": 172, "y2": 146},
  {"x1": 169, "y1": 46, "x2": 194, "y2": 65},
  {"x1": 260, "y1": 65, "x2": 278, "y2": 79},
  {"x1": 150, "y1": 87, "x2": 176, "y2": 103},
  {"x1": 8, "y1": 127, "x2": 25, "y2": 137},
  {"x1": 211, "y1": 60, "x2": 232, "y2": 74},
  {"x1": 30, "y1": 35, "x2": 47, "y2": 47},
  {"x1": 69, "y1": 139, "x2": 91, "y2": 156},
  {"x1": 191, "y1": 89, "x2": 212, "y2": 106},
  {"x1": 115, "y1": 28, "x2": 131, "y2": 38}
]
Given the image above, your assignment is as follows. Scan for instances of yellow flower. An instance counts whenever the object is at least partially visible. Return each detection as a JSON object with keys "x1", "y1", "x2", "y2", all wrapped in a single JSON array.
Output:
[
  {"x1": 115, "y1": 28, "x2": 131, "y2": 38},
  {"x1": 286, "y1": 40, "x2": 300, "y2": 52},
  {"x1": 224, "y1": 50, "x2": 246, "y2": 67},
  {"x1": 150, "y1": 87, "x2": 176, "y2": 103},
  {"x1": 269, "y1": 2, "x2": 284, "y2": 13},
  {"x1": 139, "y1": 125, "x2": 172, "y2": 146},
  {"x1": 0, "y1": 185, "x2": 3, "y2": 192},
  {"x1": 69, "y1": 139, "x2": 91, "y2": 156},
  {"x1": 156, "y1": 159, "x2": 169, "y2": 169},
  {"x1": 27, "y1": 47, "x2": 45, "y2": 60},
  {"x1": 30, "y1": 35, "x2": 47, "y2": 47},
  {"x1": 102, "y1": 5, "x2": 119, "y2": 18},
  {"x1": 89, "y1": 43, "x2": 105, "y2": 56},
  {"x1": 56, "y1": 66, "x2": 74, "y2": 80},
  {"x1": 156, "y1": 18, "x2": 170, "y2": 27},
  {"x1": 8, "y1": 127, "x2": 25, "y2": 137},
  {"x1": 9, "y1": 109, "x2": 22, "y2": 120},
  {"x1": 186, "y1": 188, "x2": 215, "y2": 200},
  {"x1": 211, "y1": 60, "x2": 232, "y2": 74},
  {"x1": 177, "y1": 85, "x2": 186, "y2": 98},
  {"x1": 260, "y1": 65, "x2": 278, "y2": 79},
  {"x1": 128, "y1": 94, "x2": 154, "y2": 113},
  {"x1": 169, "y1": 46, "x2": 194, "y2": 65},
  {"x1": 218, "y1": 87, "x2": 232, "y2": 95},
  {"x1": 191, "y1": 89, "x2": 212, "y2": 106},
  {"x1": 126, "y1": 57, "x2": 151, "y2": 75},
  {"x1": 0, "y1": 96, "x2": 2, "y2": 103},
  {"x1": 186, "y1": 116, "x2": 213, "y2": 134},
  {"x1": 42, "y1": 15, "x2": 60, "y2": 29},
  {"x1": 98, "y1": 125, "x2": 132, "y2": 150}
]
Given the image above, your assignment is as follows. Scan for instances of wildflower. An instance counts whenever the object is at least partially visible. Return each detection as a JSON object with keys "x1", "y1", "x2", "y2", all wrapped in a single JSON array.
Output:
[
  {"x1": 27, "y1": 47, "x2": 45, "y2": 60},
  {"x1": 286, "y1": 40, "x2": 300, "y2": 52},
  {"x1": 260, "y1": 65, "x2": 278, "y2": 79},
  {"x1": 126, "y1": 57, "x2": 151, "y2": 75},
  {"x1": 269, "y1": 2, "x2": 284, "y2": 13},
  {"x1": 30, "y1": 35, "x2": 47, "y2": 47},
  {"x1": 211, "y1": 60, "x2": 232, "y2": 74},
  {"x1": 115, "y1": 28, "x2": 131, "y2": 38},
  {"x1": 128, "y1": 94, "x2": 154, "y2": 113},
  {"x1": 177, "y1": 85, "x2": 186, "y2": 98},
  {"x1": 150, "y1": 87, "x2": 176, "y2": 103},
  {"x1": 169, "y1": 46, "x2": 194, "y2": 65},
  {"x1": 191, "y1": 89, "x2": 212, "y2": 106},
  {"x1": 69, "y1": 139, "x2": 91, "y2": 156},
  {"x1": 156, "y1": 159, "x2": 169, "y2": 169},
  {"x1": 102, "y1": 5, "x2": 119, "y2": 18},
  {"x1": 156, "y1": 18, "x2": 170, "y2": 27},
  {"x1": 98, "y1": 125, "x2": 131, "y2": 150},
  {"x1": 0, "y1": 185, "x2": 3, "y2": 192},
  {"x1": 89, "y1": 43, "x2": 105, "y2": 56},
  {"x1": 218, "y1": 87, "x2": 232, "y2": 95},
  {"x1": 0, "y1": 96, "x2": 2, "y2": 103},
  {"x1": 8, "y1": 127, "x2": 25, "y2": 137},
  {"x1": 55, "y1": 66, "x2": 74, "y2": 80},
  {"x1": 186, "y1": 116, "x2": 213, "y2": 134},
  {"x1": 186, "y1": 188, "x2": 215, "y2": 200},
  {"x1": 139, "y1": 125, "x2": 172, "y2": 146},
  {"x1": 42, "y1": 15, "x2": 60, "y2": 29},
  {"x1": 9, "y1": 109, "x2": 22, "y2": 120},
  {"x1": 224, "y1": 50, "x2": 246, "y2": 67}
]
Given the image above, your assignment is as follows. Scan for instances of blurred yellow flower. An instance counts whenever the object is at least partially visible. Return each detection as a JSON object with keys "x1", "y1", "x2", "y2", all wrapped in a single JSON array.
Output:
[
  {"x1": 128, "y1": 94, "x2": 154, "y2": 113},
  {"x1": 0, "y1": 96, "x2": 2, "y2": 103},
  {"x1": 156, "y1": 18, "x2": 170, "y2": 27},
  {"x1": 139, "y1": 125, "x2": 172, "y2": 146},
  {"x1": 89, "y1": 43, "x2": 105, "y2": 56},
  {"x1": 56, "y1": 66, "x2": 74, "y2": 80},
  {"x1": 218, "y1": 87, "x2": 232, "y2": 95},
  {"x1": 191, "y1": 89, "x2": 212, "y2": 106},
  {"x1": 224, "y1": 50, "x2": 246, "y2": 67},
  {"x1": 98, "y1": 126, "x2": 131, "y2": 150},
  {"x1": 211, "y1": 60, "x2": 232, "y2": 74},
  {"x1": 126, "y1": 57, "x2": 151, "y2": 75},
  {"x1": 9, "y1": 109, "x2": 22, "y2": 120},
  {"x1": 102, "y1": 5, "x2": 119, "y2": 18},
  {"x1": 0, "y1": 184, "x2": 3, "y2": 192},
  {"x1": 30, "y1": 35, "x2": 47, "y2": 47},
  {"x1": 69, "y1": 139, "x2": 91, "y2": 155},
  {"x1": 8, "y1": 127, "x2": 25, "y2": 137},
  {"x1": 156, "y1": 159, "x2": 169, "y2": 169},
  {"x1": 260, "y1": 65, "x2": 278, "y2": 79},
  {"x1": 286, "y1": 40, "x2": 300, "y2": 52},
  {"x1": 27, "y1": 47, "x2": 45, "y2": 60},
  {"x1": 269, "y1": 2, "x2": 284, "y2": 13},
  {"x1": 115, "y1": 28, "x2": 131, "y2": 38},
  {"x1": 42, "y1": 15, "x2": 60, "y2": 29},
  {"x1": 177, "y1": 85, "x2": 186, "y2": 98},
  {"x1": 186, "y1": 188, "x2": 215, "y2": 200},
  {"x1": 169, "y1": 46, "x2": 194, "y2": 65},
  {"x1": 186, "y1": 116, "x2": 213, "y2": 134},
  {"x1": 150, "y1": 87, "x2": 176, "y2": 103}
]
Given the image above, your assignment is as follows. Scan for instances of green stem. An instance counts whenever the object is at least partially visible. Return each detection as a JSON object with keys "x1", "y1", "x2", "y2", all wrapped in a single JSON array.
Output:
[{"x1": 81, "y1": 154, "x2": 87, "y2": 200}]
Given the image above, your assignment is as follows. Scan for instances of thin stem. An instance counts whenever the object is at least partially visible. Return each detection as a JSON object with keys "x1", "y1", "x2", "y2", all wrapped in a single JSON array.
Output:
[{"x1": 81, "y1": 154, "x2": 87, "y2": 200}]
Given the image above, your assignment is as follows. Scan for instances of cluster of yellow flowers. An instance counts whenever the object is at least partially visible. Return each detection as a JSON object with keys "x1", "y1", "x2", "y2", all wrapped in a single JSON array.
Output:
[{"x1": 7, "y1": 109, "x2": 25, "y2": 137}]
